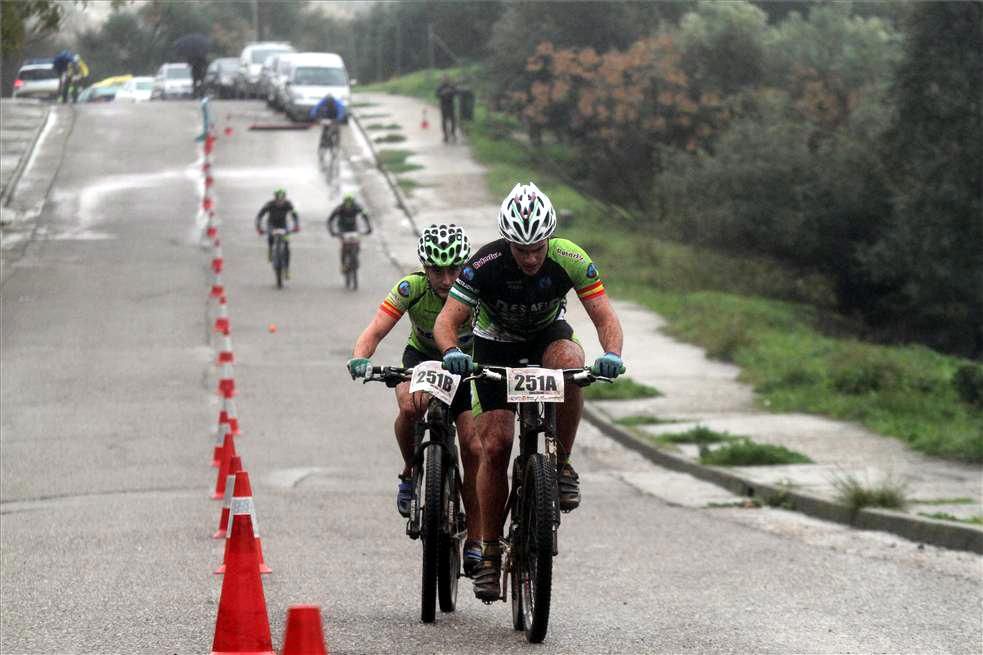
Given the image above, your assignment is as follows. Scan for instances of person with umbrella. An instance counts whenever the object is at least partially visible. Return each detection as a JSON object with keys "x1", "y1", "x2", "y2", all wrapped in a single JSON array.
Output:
[{"x1": 173, "y1": 33, "x2": 210, "y2": 98}]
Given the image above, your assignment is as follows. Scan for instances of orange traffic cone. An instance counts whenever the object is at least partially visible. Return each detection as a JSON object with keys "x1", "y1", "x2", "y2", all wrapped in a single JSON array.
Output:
[
  {"x1": 205, "y1": 174, "x2": 215, "y2": 188},
  {"x1": 282, "y1": 605, "x2": 329, "y2": 655},
  {"x1": 203, "y1": 195, "x2": 214, "y2": 212},
  {"x1": 210, "y1": 514, "x2": 274, "y2": 655},
  {"x1": 210, "y1": 274, "x2": 225, "y2": 300},
  {"x1": 421, "y1": 108, "x2": 429, "y2": 129},
  {"x1": 211, "y1": 246, "x2": 224, "y2": 274},
  {"x1": 214, "y1": 455, "x2": 243, "y2": 538},
  {"x1": 220, "y1": 396, "x2": 241, "y2": 436},
  {"x1": 217, "y1": 333, "x2": 234, "y2": 365},
  {"x1": 212, "y1": 430, "x2": 237, "y2": 499},
  {"x1": 211, "y1": 420, "x2": 230, "y2": 467},
  {"x1": 216, "y1": 470, "x2": 272, "y2": 574},
  {"x1": 214, "y1": 301, "x2": 230, "y2": 336},
  {"x1": 217, "y1": 362, "x2": 236, "y2": 398}
]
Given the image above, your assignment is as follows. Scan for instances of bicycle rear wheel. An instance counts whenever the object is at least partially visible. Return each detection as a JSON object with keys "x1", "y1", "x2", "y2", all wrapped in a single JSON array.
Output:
[
  {"x1": 420, "y1": 447, "x2": 442, "y2": 623},
  {"x1": 437, "y1": 457, "x2": 461, "y2": 613},
  {"x1": 518, "y1": 454, "x2": 555, "y2": 643}
]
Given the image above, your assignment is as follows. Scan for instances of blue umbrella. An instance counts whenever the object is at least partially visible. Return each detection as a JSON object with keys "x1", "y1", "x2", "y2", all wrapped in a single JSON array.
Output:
[{"x1": 52, "y1": 50, "x2": 73, "y2": 74}]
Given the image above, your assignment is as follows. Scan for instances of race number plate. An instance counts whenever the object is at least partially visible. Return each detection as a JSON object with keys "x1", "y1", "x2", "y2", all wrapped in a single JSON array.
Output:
[
  {"x1": 506, "y1": 367, "x2": 565, "y2": 403},
  {"x1": 409, "y1": 360, "x2": 461, "y2": 406}
]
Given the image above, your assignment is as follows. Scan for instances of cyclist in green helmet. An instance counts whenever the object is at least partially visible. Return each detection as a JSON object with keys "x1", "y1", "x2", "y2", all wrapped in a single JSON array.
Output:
[
  {"x1": 256, "y1": 188, "x2": 300, "y2": 276},
  {"x1": 346, "y1": 224, "x2": 483, "y2": 576}
]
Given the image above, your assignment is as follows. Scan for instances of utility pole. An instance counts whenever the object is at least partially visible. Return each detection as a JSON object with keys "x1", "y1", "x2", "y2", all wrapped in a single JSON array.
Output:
[
  {"x1": 395, "y1": 17, "x2": 402, "y2": 77},
  {"x1": 376, "y1": 21, "x2": 383, "y2": 82},
  {"x1": 252, "y1": 0, "x2": 260, "y2": 42},
  {"x1": 428, "y1": 23, "x2": 435, "y2": 70}
]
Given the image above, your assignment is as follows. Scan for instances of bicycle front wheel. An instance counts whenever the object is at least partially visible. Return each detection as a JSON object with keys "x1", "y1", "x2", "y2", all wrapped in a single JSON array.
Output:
[
  {"x1": 420, "y1": 447, "x2": 442, "y2": 623},
  {"x1": 437, "y1": 458, "x2": 461, "y2": 613},
  {"x1": 518, "y1": 454, "x2": 555, "y2": 643}
]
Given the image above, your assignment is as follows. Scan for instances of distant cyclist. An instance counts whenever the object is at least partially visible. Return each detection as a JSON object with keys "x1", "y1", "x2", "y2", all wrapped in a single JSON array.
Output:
[
  {"x1": 326, "y1": 194, "x2": 372, "y2": 267},
  {"x1": 256, "y1": 188, "x2": 300, "y2": 278},
  {"x1": 309, "y1": 94, "x2": 347, "y2": 151},
  {"x1": 63, "y1": 54, "x2": 89, "y2": 104},
  {"x1": 434, "y1": 181, "x2": 625, "y2": 601},
  {"x1": 346, "y1": 224, "x2": 484, "y2": 575}
]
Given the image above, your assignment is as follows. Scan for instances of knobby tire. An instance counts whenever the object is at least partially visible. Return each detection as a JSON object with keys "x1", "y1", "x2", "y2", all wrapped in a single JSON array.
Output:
[
  {"x1": 420, "y1": 447, "x2": 443, "y2": 623},
  {"x1": 519, "y1": 454, "x2": 554, "y2": 643},
  {"x1": 437, "y1": 454, "x2": 460, "y2": 613}
]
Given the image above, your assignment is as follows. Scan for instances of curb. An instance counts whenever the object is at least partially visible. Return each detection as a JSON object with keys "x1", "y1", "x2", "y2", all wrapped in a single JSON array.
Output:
[
  {"x1": 349, "y1": 110, "x2": 419, "y2": 236},
  {"x1": 582, "y1": 403, "x2": 983, "y2": 555},
  {"x1": 2, "y1": 103, "x2": 52, "y2": 208}
]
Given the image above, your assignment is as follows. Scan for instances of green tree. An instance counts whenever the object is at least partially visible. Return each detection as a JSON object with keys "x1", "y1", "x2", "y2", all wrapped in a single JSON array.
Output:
[
  {"x1": 866, "y1": 2, "x2": 983, "y2": 355},
  {"x1": 677, "y1": 1, "x2": 769, "y2": 96}
]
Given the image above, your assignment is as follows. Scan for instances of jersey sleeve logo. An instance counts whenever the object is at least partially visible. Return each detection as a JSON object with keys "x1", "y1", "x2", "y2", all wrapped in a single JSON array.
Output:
[
  {"x1": 586, "y1": 263, "x2": 598, "y2": 279},
  {"x1": 461, "y1": 266, "x2": 475, "y2": 281},
  {"x1": 398, "y1": 281, "x2": 412, "y2": 297}
]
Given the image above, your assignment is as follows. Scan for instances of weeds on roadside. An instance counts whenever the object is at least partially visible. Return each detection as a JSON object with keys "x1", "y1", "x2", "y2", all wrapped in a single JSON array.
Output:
[
  {"x1": 831, "y1": 471, "x2": 909, "y2": 511},
  {"x1": 699, "y1": 439, "x2": 813, "y2": 466},
  {"x1": 615, "y1": 415, "x2": 678, "y2": 427},
  {"x1": 583, "y1": 377, "x2": 661, "y2": 400},
  {"x1": 377, "y1": 149, "x2": 423, "y2": 174},
  {"x1": 918, "y1": 512, "x2": 983, "y2": 525},
  {"x1": 656, "y1": 425, "x2": 733, "y2": 446},
  {"x1": 374, "y1": 134, "x2": 407, "y2": 144}
]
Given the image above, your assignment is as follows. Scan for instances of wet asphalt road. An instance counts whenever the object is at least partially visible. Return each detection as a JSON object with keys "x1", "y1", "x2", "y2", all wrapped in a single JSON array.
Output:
[{"x1": 1, "y1": 100, "x2": 980, "y2": 654}]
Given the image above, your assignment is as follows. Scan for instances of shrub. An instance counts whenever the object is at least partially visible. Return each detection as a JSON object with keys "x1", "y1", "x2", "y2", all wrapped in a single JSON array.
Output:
[
  {"x1": 953, "y1": 364, "x2": 983, "y2": 408},
  {"x1": 699, "y1": 439, "x2": 812, "y2": 466}
]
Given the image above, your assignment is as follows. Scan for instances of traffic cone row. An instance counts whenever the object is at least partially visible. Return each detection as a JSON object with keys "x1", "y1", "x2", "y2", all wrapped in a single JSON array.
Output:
[{"x1": 197, "y1": 120, "x2": 329, "y2": 655}]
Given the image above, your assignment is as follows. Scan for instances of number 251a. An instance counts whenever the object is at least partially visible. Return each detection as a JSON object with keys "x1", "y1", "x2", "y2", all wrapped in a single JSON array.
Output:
[{"x1": 514, "y1": 374, "x2": 557, "y2": 392}]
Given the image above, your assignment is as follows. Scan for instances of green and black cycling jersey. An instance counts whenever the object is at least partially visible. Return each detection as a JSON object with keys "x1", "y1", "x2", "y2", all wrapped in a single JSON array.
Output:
[
  {"x1": 256, "y1": 200, "x2": 298, "y2": 231},
  {"x1": 449, "y1": 238, "x2": 605, "y2": 342},
  {"x1": 380, "y1": 272, "x2": 474, "y2": 357}
]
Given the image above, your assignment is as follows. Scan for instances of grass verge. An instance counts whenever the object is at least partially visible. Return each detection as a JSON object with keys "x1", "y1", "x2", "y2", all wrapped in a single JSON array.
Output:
[
  {"x1": 910, "y1": 497, "x2": 975, "y2": 506},
  {"x1": 699, "y1": 439, "x2": 813, "y2": 466},
  {"x1": 397, "y1": 178, "x2": 427, "y2": 193},
  {"x1": 375, "y1": 134, "x2": 407, "y2": 144},
  {"x1": 831, "y1": 472, "x2": 909, "y2": 511},
  {"x1": 654, "y1": 425, "x2": 733, "y2": 446},
  {"x1": 583, "y1": 377, "x2": 661, "y2": 400},
  {"x1": 365, "y1": 68, "x2": 983, "y2": 463},
  {"x1": 377, "y1": 149, "x2": 423, "y2": 174},
  {"x1": 365, "y1": 123, "x2": 402, "y2": 131},
  {"x1": 918, "y1": 512, "x2": 983, "y2": 525},
  {"x1": 615, "y1": 415, "x2": 678, "y2": 427}
]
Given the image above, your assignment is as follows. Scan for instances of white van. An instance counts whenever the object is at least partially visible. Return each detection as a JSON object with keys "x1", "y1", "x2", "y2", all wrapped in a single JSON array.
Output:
[{"x1": 280, "y1": 52, "x2": 350, "y2": 122}]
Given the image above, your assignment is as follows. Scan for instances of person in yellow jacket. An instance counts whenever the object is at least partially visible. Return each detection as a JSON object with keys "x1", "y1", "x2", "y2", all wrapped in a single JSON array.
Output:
[{"x1": 62, "y1": 54, "x2": 89, "y2": 103}]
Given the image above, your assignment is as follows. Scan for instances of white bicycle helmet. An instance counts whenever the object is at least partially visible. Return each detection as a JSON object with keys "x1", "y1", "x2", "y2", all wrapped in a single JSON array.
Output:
[
  {"x1": 497, "y1": 182, "x2": 557, "y2": 245},
  {"x1": 418, "y1": 224, "x2": 471, "y2": 267}
]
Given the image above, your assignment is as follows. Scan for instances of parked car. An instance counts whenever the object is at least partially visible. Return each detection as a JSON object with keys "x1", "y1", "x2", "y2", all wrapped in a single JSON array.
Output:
[
  {"x1": 151, "y1": 63, "x2": 193, "y2": 100},
  {"x1": 236, "y1": 42, "x2": 294, "y2": 98},
  {"x1": 281, "y1": 52, "x2": 351, "y2": 122},
  {"x1": 115, "y1": 76, "x2": 154, "y2": 102},
  {"x1": 77, "y1": 75, "x2": 133, "y2": 103},
  {"x1": 203, "y1": 57, "x2": 239, "y2": 98},
  {"x1": 257, "y1": 54, "x2": 279, "y2": 106},
  {"x1": 13, "y1": 60, "x2": 60, "y2": 100},
  {"x1": 269, "y1": 54, "x2": 298, "y2": 110}
]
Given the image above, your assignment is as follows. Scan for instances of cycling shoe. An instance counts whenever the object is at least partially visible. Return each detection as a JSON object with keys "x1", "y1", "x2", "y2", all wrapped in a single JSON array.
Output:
[
  {"x1": 463, "y1": 540, "x2": 482, "y2": 578},
  {"x1": 396, "y1": 475, "x2": 414, "y2": 518},
  {"x1": 558, "y1": 462, "x2": 581, "y2": 512}
]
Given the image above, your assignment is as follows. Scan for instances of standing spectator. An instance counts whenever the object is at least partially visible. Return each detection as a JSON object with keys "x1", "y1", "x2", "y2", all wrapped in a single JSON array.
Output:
[{"x1": 436, "y1": 75, "x2": 457, "y2": 143}]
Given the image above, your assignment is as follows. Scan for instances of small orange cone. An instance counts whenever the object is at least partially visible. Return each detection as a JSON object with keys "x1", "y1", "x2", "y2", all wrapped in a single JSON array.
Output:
[
  {"x1": 282, "y1": 605, "x2": 329, "y2": 655},
  {"x1": 210, "y1": 514, "x2": 274, "y2": 655},
  {"x1": 214, "y1": 300, "x2": 230, "y2": 336},
  {"x1": 214, "y1": 455, "x2": 243, "y2": 538},
  {"x1": 421, "y1": 108, "x2": 429, "y2": 129},
  {"x1": 217, "y1": 333, "x2": 234, "y2": 365},
  {"x1": 211, "y1": 420, "x2": 230, "y2": 467},
  {"x1": 225, "y1": 126, "x2": 233, "y2": 136},
  {"x1": 205, "y1": 175, "x2": 215, "y2": 188},
  {"x1": 217, "y1": 362, "x2": 236, "y2": 399},
  {"x1": 203, "y1": 195, "x2": 214, "y2": 211},
  {"x1": 210, "y1": 274, "x2": 225, "y2": 299},
  {"x1": 267, "y1": 323, "x2": 277, "y2": 334},
  {"x1": 216, "y1": 470, "x2": 272, "y2": 574},
  {"x1": 211, "y1": 246, "x2": 224, "y2": 274},
  {"x1": 212, "y1": 430, "x2": 237, "y2": 499}
]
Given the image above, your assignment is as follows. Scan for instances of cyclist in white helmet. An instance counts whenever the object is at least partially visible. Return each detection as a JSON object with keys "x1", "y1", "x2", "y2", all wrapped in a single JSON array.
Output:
[
  {"x1": 347, "y1": 225, "x2": 484, "y2": 577},
  {"x1": 434, "y1": 182, "x2": 625, "y2": 602}
]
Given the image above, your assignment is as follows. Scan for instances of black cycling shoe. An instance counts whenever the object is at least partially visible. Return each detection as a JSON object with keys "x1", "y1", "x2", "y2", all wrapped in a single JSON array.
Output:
[
  {"x1": 558, "y1": 462, "x2": 581, "y2": 512},
  {"x1": 462, "y1": 539, "x2": 482, "y2": 578},
  {"x1": 473, "y1": 558, "x2": 501, "y2": 602}
]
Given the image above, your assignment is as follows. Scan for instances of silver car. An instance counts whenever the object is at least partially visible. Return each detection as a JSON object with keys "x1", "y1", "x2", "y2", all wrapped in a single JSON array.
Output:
[
  {"x1": 236, "y1": 42, "x2": 294, "y2": 98},
  {"x1": 13, "y1": 62, "x2": 60, "y2": 100},
  {"x1": 151, "y1": 63, "x2": 193, "y2": 100}
]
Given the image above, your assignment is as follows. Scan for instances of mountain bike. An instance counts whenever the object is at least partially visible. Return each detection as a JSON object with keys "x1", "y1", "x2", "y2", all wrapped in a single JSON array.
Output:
[
  {"x1": 337, "y1": 231, "x2": 362, "y2": 290},
  {"x1": 318, "y1": 119, "x2": 340, "y2": 180},
  {"x1": 363, "y1": 361, "x2": 466, "y2": 623},
  {"x1": 468, "y1": 364, "x2": 614, "y2": 643},
  {"x1": 267, "y1": 228, "x2": 292, "y2": 289}
]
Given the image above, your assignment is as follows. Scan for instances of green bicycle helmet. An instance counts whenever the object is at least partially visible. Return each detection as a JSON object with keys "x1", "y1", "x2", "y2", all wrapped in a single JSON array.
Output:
[
  {"x1": 274, "y1": 188, "x2": 287, "y2": 199},
  {"x1": 418, "y1": 224, "x2": 471, "y2": 267}
]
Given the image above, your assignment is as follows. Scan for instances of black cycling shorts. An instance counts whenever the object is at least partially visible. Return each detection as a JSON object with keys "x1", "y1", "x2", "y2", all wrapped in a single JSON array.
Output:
[
  {"x1": 472, "y1": 320, "x2": 577, "y2": 415},
  {"x1": 402, "y1": 345, "x2": 472, "y2": 418}
]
